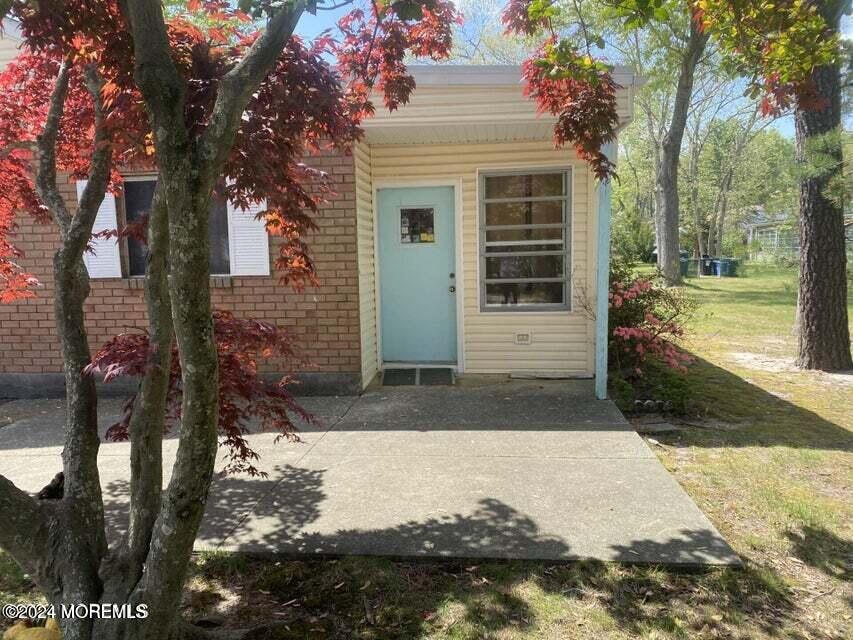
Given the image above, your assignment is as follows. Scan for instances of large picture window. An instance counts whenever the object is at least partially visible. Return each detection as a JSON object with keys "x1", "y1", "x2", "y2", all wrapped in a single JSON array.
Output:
[{"x1": 479, "y1": 169, "x2": 571, "y2": 310}]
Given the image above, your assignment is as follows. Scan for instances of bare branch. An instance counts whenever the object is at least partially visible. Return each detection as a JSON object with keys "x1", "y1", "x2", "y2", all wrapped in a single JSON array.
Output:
[
  {"x1": 119, "y1": 0, "x2": 187, "y2": 133},
  {"x1": 67, "y1": 64, "x2": 113, "y2": 258},
  {"x1": 34, "y1": 58, "x2": 72, "y2": 234},
  {"x1": 197, "y1": 0, "x2": 306, "y2": 182},
  {"x1": 126, "y1": 178, "x2": 172, "y2": 588}
]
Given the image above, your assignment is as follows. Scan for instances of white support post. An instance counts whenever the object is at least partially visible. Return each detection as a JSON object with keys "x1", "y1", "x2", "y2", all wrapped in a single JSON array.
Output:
[{"x1": 594, "y1": 143, "x2": 616, "y2": 400}]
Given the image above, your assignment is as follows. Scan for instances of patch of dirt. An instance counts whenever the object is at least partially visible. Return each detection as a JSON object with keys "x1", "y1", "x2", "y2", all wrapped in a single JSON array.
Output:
[
  {"x1": 631, "y1": 413, "x2": 749, "y2": 435},
  {"x1": 730, "y1": 351, "x2": 796, "y2": 372},
  {"x1": 729, "y1": 352, "x2": 853, "y2": 387},
  {"x1": 679, "y1": 418, "x2": 750, "y2": 431}
]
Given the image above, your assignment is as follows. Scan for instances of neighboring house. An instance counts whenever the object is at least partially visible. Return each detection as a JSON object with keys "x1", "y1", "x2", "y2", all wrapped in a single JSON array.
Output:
[
  {"x1": 745, "y1": 210, "x2": 799, "y2": 261},
  {"x1": 745, "y1": 207, "x2": 853, "y2": 262},
  {"x1": 0, "y1": 60, "x2": 638, "y2": 399}
]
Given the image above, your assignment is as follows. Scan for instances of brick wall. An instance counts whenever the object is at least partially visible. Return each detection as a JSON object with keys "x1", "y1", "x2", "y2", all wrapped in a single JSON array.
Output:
[{"x1": 0, "y1": 149, "x2": 362, "y2": 385}]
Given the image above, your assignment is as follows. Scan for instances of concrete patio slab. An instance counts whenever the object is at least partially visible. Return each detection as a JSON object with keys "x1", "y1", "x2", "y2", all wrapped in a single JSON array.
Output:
[
  {"x1": 214, "y1": 454, "x2": 738, "y2": 565},
  {"x1": 341, "y1": 383, "x2": 629, "y2": 429},
  {"x1": 0, "y1": 381, "x2": 739, "y2": 566},
  {"x1": 312, "y1": 425, "x2": 655, "y2": 459}
]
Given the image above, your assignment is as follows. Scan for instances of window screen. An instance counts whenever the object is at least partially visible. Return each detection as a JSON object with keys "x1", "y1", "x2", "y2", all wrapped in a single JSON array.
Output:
[
  {"x1": 122, "y1": 180, "x2": 231, "y2": 276},
  {"x1": 123, "y1": 180, "x2": 157, "y2": 278},
  {"x1": 479, "y1": 170, "x2": 571, "y2": 310}
]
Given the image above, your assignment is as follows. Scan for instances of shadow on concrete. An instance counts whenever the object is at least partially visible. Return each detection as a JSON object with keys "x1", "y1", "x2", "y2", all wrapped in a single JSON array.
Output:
[
  {"x1": 93, "y1": 460, "x2": 840, "y2": 639},
  {"x1": 288, "y1": 497, "x2": 572, "y2": 561},
  {"x1": 168, "y1": 464, "x2": 572, "y2": 561},
  {"x1": 106, "y1": 464, "x2": 727, "y2": 565}
]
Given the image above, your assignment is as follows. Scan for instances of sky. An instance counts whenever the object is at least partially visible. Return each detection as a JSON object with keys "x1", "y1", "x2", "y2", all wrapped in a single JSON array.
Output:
[
  {"x1": 294, "y1": 2, "x2": 852, "y2": 140},
  {"x1": 295, "y1": 4, "x2": 354, "y2": 40}
]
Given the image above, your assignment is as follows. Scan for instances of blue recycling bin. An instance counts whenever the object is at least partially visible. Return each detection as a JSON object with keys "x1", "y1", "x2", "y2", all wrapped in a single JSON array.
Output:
[
  {"x1": 711, "y1": 259, "x2": 721, "y2": 276},
  {"x1": 729, "y1": 259, "x2": 740, "y2": 276},
  {"x1": 717, "y1": 258, "x2": 739, "y2": 277}
]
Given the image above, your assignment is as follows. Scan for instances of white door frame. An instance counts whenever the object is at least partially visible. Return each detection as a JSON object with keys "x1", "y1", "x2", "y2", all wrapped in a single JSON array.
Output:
[{"x1": 372, "y1": 178, "x2": 465, "y2": 372}]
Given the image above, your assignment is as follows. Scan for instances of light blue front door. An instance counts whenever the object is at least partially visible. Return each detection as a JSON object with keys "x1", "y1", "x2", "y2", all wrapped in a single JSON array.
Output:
[{"x1": 378, "y1": 186, "x2": 457, "y2": 363}]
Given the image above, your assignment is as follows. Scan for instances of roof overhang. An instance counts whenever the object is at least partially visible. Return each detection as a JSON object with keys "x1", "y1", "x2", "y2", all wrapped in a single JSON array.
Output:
[
  {"x1": 362, "y1": 64, "x2": 640, "y2": 146},
  {"x1": 404, "y1": 64, "x2": 638, "y2": 87}
]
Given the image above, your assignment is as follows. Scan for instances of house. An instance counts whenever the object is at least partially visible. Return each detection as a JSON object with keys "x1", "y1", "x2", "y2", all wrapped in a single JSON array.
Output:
[
  {"x1": 0, "y1": 60, "x2": 638, "y2": 400},
  {"x1": 744, "y1": 209, "x2": 799, "y2": 261}
]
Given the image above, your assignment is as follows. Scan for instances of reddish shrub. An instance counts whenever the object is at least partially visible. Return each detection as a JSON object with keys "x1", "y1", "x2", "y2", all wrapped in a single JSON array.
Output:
[
  {"x1": 86, "y1": 310, "x2": 311, "y2": 476},
  {"x1": 608, "y1": 262, "x2": 695, "y2": 377}
]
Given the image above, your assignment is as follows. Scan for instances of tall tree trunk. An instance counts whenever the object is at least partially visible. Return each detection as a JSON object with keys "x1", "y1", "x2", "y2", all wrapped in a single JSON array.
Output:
[
  {"x1": 30, "y1": 62, "x2": 112, "y2": 640},
  {"x1": 112, "y1": 2, "x2": 307, "y2": 637},
  {"x1": 794, "y1": 1, "x2": 852, "y2": 370},
  {"x1": 687, "y1": 142, "x2": 706, "y2": 257},
  {"x1": 709, "y1": 169, "x2": 733, "y2": 257},
  {"x1": 0, "y1": 2, "x2": 307, "y2": 639},
  {"x1": 0, "y1": 58, "x2": 111, "y2": 640},
  {"x1": 655, "y1": 16, "x2": 709, "y2": 284},
  {"x1": 706, "y1": 211, "x2": 716, "y2": 257},
  {"x1": 97, "y1": 182, "x2": 174, "y2": 637},
  {"x1": 715, "y1": 181, "x2": 729, "y2": 257}
]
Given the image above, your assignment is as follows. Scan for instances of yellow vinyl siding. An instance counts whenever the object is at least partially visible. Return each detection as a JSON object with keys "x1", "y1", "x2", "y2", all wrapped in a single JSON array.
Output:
[
  {"x1": 364, "y1": 84, "x2": 634, "y2": 145},
  {"x1": 369, "y1": 140, "x2": 596, "y2": 376},
  {"x1": 354, "y1": 142, "x2": 379, "y2": 387}
]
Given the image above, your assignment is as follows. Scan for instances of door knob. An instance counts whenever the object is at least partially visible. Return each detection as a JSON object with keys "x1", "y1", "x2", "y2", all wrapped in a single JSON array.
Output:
[{"x1": 449, "y1": 286, "x2": 456, "y2": 293}]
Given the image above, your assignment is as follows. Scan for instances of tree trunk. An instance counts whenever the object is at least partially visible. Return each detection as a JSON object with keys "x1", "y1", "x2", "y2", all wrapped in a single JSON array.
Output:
[
  {"x1": 106, "y1": 2, "x2": 307, "y2": 637},
  {"x1": 705, "y1": 213, "x2": 714, "y2": 257},
  {"x1": 0, "y1": 2, "x2": 303, "y2": 638},
  {"x1": 687, "y1": 142, "x2": 706, "y2": 257},
  {"x1": 655, "y1": 16, "x2": 708, "y2": 284},
  {"x1": 28, "y1": 62, "x2": 113, "y2": 640},
  {"x1": 715, "y1": 184, "x2": 728, "y2": 257},
  {"x1": 97, "y1": 182, "x2": 174, "y2": 638},
  {"x1": 794, "y1": 1, "x2": 852, "y2": 370}
]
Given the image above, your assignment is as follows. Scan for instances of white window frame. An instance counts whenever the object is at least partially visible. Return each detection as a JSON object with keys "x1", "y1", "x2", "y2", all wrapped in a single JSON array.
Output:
[
  {"x1": 478, "y1": 168, "x2": 572, "y2": 312},
  {"x1": 115, "y1": 175, "x2": 269, "y2": 278}
]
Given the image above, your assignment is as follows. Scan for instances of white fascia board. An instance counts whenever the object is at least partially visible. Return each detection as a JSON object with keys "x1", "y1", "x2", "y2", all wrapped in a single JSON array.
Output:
[{"x1": 408, "y1": 64, "x2": 642, "y2": 88}]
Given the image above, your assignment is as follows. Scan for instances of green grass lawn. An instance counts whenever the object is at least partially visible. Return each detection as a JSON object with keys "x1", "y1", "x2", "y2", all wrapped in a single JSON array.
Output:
[{"x1": 2, "y1": 265, "x2": 851, "y2": 639}]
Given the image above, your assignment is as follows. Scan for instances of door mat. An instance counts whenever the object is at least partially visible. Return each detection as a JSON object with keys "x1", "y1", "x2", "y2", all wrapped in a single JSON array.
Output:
[
  {"x1": 419, "y1": 367, "x2": 454, "y2": 386},
  {"x1": 382, "y1": 368, "x2": 454, "y2": 386}
]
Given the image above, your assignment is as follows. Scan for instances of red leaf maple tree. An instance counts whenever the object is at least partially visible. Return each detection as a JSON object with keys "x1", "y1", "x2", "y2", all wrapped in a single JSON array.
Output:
[
  {"x1": 0, "y1": 0, "x2": 456, "y2": 473},
  {"x1": 0, "y1": 3, "x2": 458, "y2": 637}
]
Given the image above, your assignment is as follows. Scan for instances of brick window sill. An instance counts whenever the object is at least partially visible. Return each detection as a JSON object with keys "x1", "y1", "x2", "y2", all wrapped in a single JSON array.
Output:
[{"x1": 123, "y1": 276, "x2": 234, "y2": 289}]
